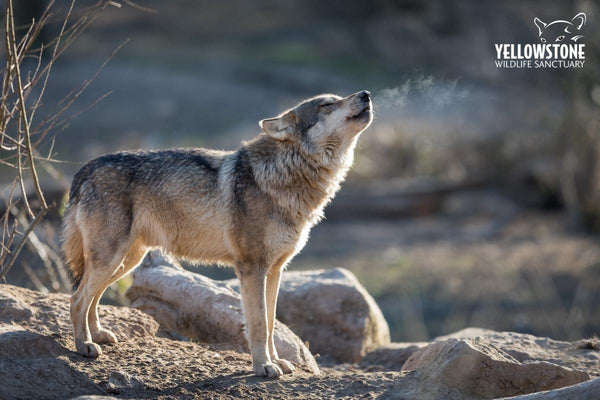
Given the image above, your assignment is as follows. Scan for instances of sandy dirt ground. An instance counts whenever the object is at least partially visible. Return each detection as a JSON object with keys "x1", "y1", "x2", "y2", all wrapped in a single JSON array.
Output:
[{"x1": 0, "y1": 285, "x2": 421, "y2": 400}]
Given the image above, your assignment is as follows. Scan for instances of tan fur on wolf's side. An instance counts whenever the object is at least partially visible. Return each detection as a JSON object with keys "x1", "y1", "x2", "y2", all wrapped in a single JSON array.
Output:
[{"x1": 62, "y1": 91, "x2": 373, "y2": 378}]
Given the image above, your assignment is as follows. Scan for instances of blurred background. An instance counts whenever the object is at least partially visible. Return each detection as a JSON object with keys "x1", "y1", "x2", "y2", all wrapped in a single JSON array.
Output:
[{"x1": 3, "y1": 0, "x2": 600, "y2": 343}]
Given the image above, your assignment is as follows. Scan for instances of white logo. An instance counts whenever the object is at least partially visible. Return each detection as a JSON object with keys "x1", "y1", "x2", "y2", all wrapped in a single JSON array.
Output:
[
  {"x1": 494, "y1": 13, "x2": 586, "y2": 69},
  {"x1": 534, "y1": 13, "x2": 586, "y2": 43}
]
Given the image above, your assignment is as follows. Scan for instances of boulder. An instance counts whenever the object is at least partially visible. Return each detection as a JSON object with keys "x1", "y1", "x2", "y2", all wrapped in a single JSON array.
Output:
[
  {"x1": 227, "y1": 267, "x2": 391, "y2": 363},
  {"x1": 402, "y1": 332, "x2": 592, "y2": 399},
  {"x1": 358, "y1": 329, "x2": 508, "y2": 372},
  {"x1": 126, "y1": 261, "x2": 320, "y2": 374}
]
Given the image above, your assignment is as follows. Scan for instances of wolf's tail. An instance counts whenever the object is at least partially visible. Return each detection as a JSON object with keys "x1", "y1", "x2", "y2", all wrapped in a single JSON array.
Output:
[{"x1": 62, "y1": 205, "x2": 84, "y2": 291}]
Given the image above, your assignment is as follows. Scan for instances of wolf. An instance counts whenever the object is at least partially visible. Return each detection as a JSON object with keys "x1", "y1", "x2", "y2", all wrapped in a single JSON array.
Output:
[
  {"x1": 534, "y1": 12, "x2": 586, "y2": 43},
  {"x1": 62, "y1": 90, "x2": 373, "y2": 378}
]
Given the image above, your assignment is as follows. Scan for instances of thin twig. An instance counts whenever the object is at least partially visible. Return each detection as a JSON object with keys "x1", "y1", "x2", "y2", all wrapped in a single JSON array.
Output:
[
  {"x1": 32, "y1": 39, "x2": 128, "y2": 147},
  {"x1": 122, "y1": 0, "x2": 158, "y2": 14},
  {"x1": 28, "y1": 0, "x2": 75, "y2": 126},
  {"x1": 15, "y1": 129, "x2": 33, "y2": 217},
  {"x1": 6, "y1": 0, "x2": 47, "y2": 209},
  {"x1": 0, "y1": 205, "x2": 50, "y2": 281}
]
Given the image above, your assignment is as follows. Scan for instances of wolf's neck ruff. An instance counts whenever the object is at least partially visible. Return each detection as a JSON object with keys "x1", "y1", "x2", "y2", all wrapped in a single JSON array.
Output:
[{"x1": 244, "y1": 133, "x2": 357, "y2": 225}]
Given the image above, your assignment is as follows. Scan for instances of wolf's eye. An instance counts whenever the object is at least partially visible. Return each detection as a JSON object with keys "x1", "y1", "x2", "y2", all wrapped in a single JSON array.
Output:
[
  {"x1": 540, "y1": 38, "x2": 546, "y2": 43},
  {"x1": 320, "y1": 103, "x2": 335, "y2": 108},
  {"x1": 556, "y1": 35, "x2": 565, "y2": 42}
]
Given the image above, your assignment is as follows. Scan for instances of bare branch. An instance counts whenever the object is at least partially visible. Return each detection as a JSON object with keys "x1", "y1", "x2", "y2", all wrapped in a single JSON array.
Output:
[
  {"x1": 6, "y1": 0, "x2": 47, "y2": 209},
  {"x1": 0, "y1": 205, "x2": 50, "y2": 281},
  {"x1": 28, "y1": 0, "x2": 75, "y2": 126},
  {"x1": 0, "y1": 0, "x2": 118, "y2": 290}
]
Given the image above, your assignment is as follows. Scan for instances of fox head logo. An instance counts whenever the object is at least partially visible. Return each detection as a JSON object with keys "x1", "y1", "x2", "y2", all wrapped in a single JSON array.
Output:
[{"x1": 534, "y1": 12, "x2": 586, "y2": 43}]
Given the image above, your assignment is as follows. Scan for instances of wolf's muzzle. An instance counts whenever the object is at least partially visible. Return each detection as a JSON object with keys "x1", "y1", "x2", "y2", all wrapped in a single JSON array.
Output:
[
  {"x1": 356, "y1": 90, "x2": 371, "y2": 101},
  {"x1": 348, "y1": 90, "x2": 372, "y2": 120}
]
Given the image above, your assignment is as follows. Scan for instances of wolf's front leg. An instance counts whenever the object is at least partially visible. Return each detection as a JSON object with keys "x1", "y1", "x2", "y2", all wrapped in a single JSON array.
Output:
[
  {"x1": 237, "y1": 265, "x2": 282, "y2": 378},
  {"x1": 266, "y1": 265, "x2": 295, "y2": 374}
]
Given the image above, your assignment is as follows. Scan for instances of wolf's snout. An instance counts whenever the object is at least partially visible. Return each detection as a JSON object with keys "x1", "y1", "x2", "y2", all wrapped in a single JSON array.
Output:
[
  {"x1": 349, "y1": 90, "x2": 370, "y2": 102},
  {"x1": 357, "y1": 90, "x2": 371, "y2": 100},
  {"x1": 347, "y1": 90, "x2": 373, "y2": 123}
]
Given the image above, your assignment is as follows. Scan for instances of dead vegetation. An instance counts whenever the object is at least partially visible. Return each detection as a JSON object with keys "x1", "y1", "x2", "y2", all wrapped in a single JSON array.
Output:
[{"x1": 0, "y1": 0, "x2": 123, "y2": 289}]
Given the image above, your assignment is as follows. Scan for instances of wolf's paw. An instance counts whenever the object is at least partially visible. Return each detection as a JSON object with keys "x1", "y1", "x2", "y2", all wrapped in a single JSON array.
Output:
[
  {"x1": 76, "y1": 340, "x2": 102, "y2": 358},
  {"x1": 274, "y1": 358, "x2": 296, "y2": 374},
  {"x1": 254, "y1": 362, "x2": 283, "y2": 378},
  {"x1": 91, "y1": 328, "x2": 118, "y2": 344}
]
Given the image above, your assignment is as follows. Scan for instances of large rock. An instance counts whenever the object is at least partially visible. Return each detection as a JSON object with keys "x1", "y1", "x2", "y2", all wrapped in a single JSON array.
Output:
[
  {"x1": 401, "y1": 332, "x2": 592, "y2": 399},
  {"x1": 228, "y1": 267, "x2": 391, "y2": 363},
  {"x1": 126, "y1": 259, "x2": 320, "y2": 374},
  {"x1": 359, "y1": 328, "x2": 493, "y2": 372}
]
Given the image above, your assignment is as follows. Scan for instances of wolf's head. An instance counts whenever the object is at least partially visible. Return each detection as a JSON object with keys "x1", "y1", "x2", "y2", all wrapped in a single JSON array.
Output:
[
  {"x1": 534, "y1": 12, "x2": 586, "y2": 43},
  {"x1": 259, "y1": 91, "x2": 372, "y2": 161}
]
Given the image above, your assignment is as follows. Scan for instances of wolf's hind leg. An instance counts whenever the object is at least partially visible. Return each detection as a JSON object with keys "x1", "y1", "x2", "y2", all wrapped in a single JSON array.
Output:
[
  {"x1": 71, "y1": 263, "x2": 116, "y2": 358},
  {"x1": 89, "y1": 240, "x2": 147, "y2": 344}
]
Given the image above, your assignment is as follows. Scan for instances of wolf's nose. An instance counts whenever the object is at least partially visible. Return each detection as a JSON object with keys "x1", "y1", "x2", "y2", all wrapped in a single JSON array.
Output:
[{"x1": 357, "y1": 90, "x2": 371, "y2": 100}]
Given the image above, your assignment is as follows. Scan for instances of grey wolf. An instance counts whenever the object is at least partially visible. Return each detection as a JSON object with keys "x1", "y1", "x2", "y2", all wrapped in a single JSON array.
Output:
[
  {"x1": 534, "y1": 12, "x2": 586, "y2": 43},
  {"x1": 62, "y1": 91, "x2": 373, "y2": 378}
]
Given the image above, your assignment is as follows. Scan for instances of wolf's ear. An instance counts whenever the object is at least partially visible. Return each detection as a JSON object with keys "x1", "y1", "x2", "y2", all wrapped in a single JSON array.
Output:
[
  {"x1": 572, "y1": 12, "x2": 586, "y2": 30},
  {"x1": 534, "y1": 17, "x2": 547, "y2": 35},
  {"x1": 259, "y1": 111, "x2": 297, "y2": 141}
]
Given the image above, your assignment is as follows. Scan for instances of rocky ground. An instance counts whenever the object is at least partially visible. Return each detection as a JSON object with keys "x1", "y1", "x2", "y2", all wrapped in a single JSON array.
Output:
[
  {"x1": 2, "y1": 280, "x2": 599, "y2": 399},
  {"x1": 0, "y1": 285, "x2": 413, "y2": 399}
]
